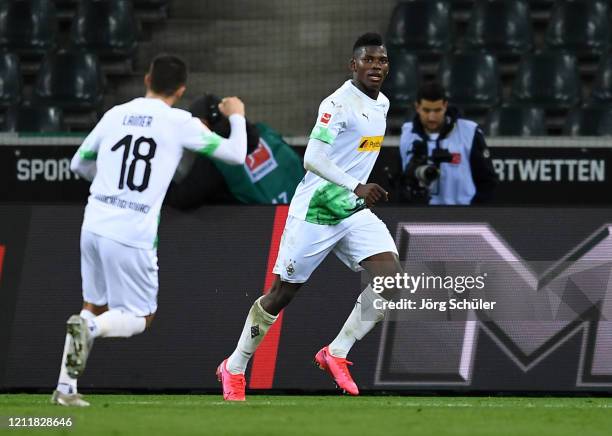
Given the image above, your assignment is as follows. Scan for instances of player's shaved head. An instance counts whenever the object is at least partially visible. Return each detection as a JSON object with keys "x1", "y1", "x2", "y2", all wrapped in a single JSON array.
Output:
[
  {"x1": 352, "y1": 32, "x2": 385, "y2": 56},
  {"x1": 148, "y1": 54, "x2": 188, "y2": 97}
]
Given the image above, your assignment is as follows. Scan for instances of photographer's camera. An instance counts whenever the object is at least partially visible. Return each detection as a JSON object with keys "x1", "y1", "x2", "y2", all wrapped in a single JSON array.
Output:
[{"x1": 403, "y1": 141, "x2": 453, "y2": 203}]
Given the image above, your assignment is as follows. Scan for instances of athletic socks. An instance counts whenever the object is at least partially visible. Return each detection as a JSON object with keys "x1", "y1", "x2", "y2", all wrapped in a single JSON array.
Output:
[
  {"x1": 226, "y1": 286, "x2": 384, "y2": 373},
  {"x1": 80, "y1": 309, "x2": 96, "y2": 321},
  {"x1": 56, "y1": 309, "x2": 96, "y2": 394},
  {"x1": 80, "y1": 309, "x2": 98, "y2": 339},
  {"x1": 93, "y1": 309, "x2": 146, "y2": 338},
  {"x1": 56, "y1": 334, "x2": 77, "y2": 395},
  {"x1": 56, "y1": 308, "x2": 146, "y2": 394},
  {"x1": 227, "y1": 296, "x2": 278, "y2": 374},
  {"x1": 328, "y1": 285, "x2": 387, "y2": 358}
]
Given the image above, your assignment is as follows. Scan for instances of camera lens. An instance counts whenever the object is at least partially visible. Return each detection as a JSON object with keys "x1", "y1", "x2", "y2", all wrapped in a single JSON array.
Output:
[{"x1": 415, "y1": 165, "x2": 440, "y2": 185}]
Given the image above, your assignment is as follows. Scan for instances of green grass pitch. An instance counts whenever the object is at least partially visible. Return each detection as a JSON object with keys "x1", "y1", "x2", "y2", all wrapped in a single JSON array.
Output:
[{"x1": 1, "y1": 394, "x2": 611, "y2": 436}]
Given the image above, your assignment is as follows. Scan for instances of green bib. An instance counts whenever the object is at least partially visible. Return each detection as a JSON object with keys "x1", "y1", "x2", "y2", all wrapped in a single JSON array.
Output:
[{"x1": 213, "y1": 123, "x2": 304, "y2": 204}]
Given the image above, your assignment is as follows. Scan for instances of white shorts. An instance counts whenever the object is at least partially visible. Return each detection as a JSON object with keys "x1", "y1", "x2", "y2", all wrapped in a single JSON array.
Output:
[
  {"x1": 272, "y1": 209, "x2": 398, "y2": 283},
  {"x1": 80, "y1": 230, "x2": 159, "y2": 316}
]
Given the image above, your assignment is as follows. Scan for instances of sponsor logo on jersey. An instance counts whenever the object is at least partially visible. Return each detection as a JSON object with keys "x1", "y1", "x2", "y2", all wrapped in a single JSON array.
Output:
[
  {"x1": 320, "y1": 112, "x2": 332, "y2": 125},
  {"x1": 244, "y1": 138, "x2": 278, "y2": 183},
  {"x1": 357, "y1": 136, "x2": 383, "y2": 152}
]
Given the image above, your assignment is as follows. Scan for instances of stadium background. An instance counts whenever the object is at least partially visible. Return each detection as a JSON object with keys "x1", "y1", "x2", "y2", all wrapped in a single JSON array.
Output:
[
  {"x1": 2, "y1": 205, "x2": 612, "y2": 393},
  {"x1": 1, "y1": 0, "x2": 612, "y2": 395}
]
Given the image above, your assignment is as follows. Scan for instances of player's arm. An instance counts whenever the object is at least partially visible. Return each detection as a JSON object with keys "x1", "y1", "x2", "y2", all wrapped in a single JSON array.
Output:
[
  {"x1": 398, "y1": 122, "x2": 414, "y2": 171},
  {"x1": 303, "y1": 138, "x2": 359, "y2": 190},
  {"x1": 70, "y1": 117, "x2": 105, "y2": 181},
  {"x1": 305, "y1": 102, "x2": 387, "y2": 207},
  {"x1": 182, "y1": 97, "x2": 247, "y2": 165}
]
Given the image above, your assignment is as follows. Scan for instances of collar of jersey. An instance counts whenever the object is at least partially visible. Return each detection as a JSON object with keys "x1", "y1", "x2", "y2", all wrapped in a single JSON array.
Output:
[
  {"x1": 344, "y1": 80, "x2": 385, "y2": 107},
  {"x1": 138, "y1": 96, "x2": 171, "y2": 107}
]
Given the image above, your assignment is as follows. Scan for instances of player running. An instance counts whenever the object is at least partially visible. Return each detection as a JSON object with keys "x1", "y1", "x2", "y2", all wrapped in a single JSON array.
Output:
[
  {"x1": 217, "y1": 33, "x2": 402, "y2": 400},
  {"x1": 51, "y1": 54, "x2": 248, "y2": 407}
]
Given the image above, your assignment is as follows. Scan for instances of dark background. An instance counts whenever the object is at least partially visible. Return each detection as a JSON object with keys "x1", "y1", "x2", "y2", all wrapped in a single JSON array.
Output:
[{"x1": 1, "y1": 205, "x2": 612, "y2": 393}]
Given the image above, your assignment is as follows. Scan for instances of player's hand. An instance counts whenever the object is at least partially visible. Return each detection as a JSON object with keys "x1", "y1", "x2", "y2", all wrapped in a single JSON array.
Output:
[
  {"x1": 354, "y1": 183, "x2": 388, "y2": 208},
  {"x1": 218, "y1": 96, "x2": 245, "y2": 117}
]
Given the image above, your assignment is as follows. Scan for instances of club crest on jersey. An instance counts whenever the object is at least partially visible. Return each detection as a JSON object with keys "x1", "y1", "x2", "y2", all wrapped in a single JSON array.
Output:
[
  {"x1": 286, "y1": 261, "x2": 295, "y2": 277},
  {"x1": 320, "y1": 112, "x2": 332, "y2": 125},
  {"x1": 357, "y1": 136, "x2": 383, "y2": 152},
  {"x1": 451, "y1": 152, "x2": 461, "y2": 164},
  {"x1": 244, "y1": 138, "x2": 278, "y2": 183}
]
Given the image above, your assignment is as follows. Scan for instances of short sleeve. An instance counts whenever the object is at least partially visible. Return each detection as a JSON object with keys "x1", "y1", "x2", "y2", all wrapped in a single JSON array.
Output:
[{"x1": 309, "y1": 99, "x2": 347, "y2": 146}]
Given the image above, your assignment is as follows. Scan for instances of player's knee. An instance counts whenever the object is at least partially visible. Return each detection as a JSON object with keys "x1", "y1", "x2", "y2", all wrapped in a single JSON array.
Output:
[
  {"x1": 362, "y1": 252, "x2": 402, "y2": 277},
  {"x1": 382, "y1": 261, "x2": 403, "y2": 277},
  {"x1": 144, "y1": 313, "x2": 155, "y2": 328},
  {"x1": 262, "y1": 281, "x2": 301, "y2": 314},
  {"x1": 267, "y1": 277, "x2": 282, "y2": 294},
  {"x1": 277, "y1": 283, "x2": 300, "y2": 305},
  {"x1": 82, "y1": 302, "x2": 108, "y2": 316}
]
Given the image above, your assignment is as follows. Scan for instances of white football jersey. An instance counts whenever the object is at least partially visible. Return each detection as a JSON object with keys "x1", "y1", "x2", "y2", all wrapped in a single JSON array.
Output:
[
  {"x1": 289, "y1": 80, "x2": 389, "y2": 225},
  {"x1": 72, "y1": 97, "x2": 243, "y2": 249}
]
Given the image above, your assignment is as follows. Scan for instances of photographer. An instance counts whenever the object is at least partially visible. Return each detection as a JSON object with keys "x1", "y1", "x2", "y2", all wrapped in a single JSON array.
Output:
[{"x1": 399, "y1": 82, "x2": 497, "y2": 205}]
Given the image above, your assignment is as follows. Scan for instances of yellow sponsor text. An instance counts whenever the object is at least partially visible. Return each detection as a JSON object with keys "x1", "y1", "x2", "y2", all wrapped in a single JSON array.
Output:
[{"x1": 357, "y1": 136, "x2": 384, "y2": 152}]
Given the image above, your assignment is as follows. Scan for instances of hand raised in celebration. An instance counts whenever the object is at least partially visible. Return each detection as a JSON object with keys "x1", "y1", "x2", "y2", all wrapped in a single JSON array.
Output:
[{"x1": 218, "y1": 96, "x2": 245, "y2": 117}]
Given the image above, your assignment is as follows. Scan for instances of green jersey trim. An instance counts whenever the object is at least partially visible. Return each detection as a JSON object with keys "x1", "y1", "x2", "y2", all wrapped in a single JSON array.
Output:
[
  {"x1": 196, "y1": 133, "x2": 222, "y2": 156},
  {"x1": 305, "y1": 182, "x2": 366, "y2": 225},
  {"x1": 154, "y1": 214, "x2": 160, "y2": 249},
  {"x1": 79, "y1": 149, "x2": 98, "y2": 160},
  {"x1": 310, "y1": 126, "x2": 335, "y2": 145}
]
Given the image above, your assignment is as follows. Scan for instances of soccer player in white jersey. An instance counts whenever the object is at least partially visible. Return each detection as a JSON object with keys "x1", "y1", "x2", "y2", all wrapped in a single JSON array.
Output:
[
  {"x1": 51, "y1": 54, "x2": 248, "y2": 407},
  {"x1": 217, "y1": 33, "x2": 402, "y2": 400}
]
